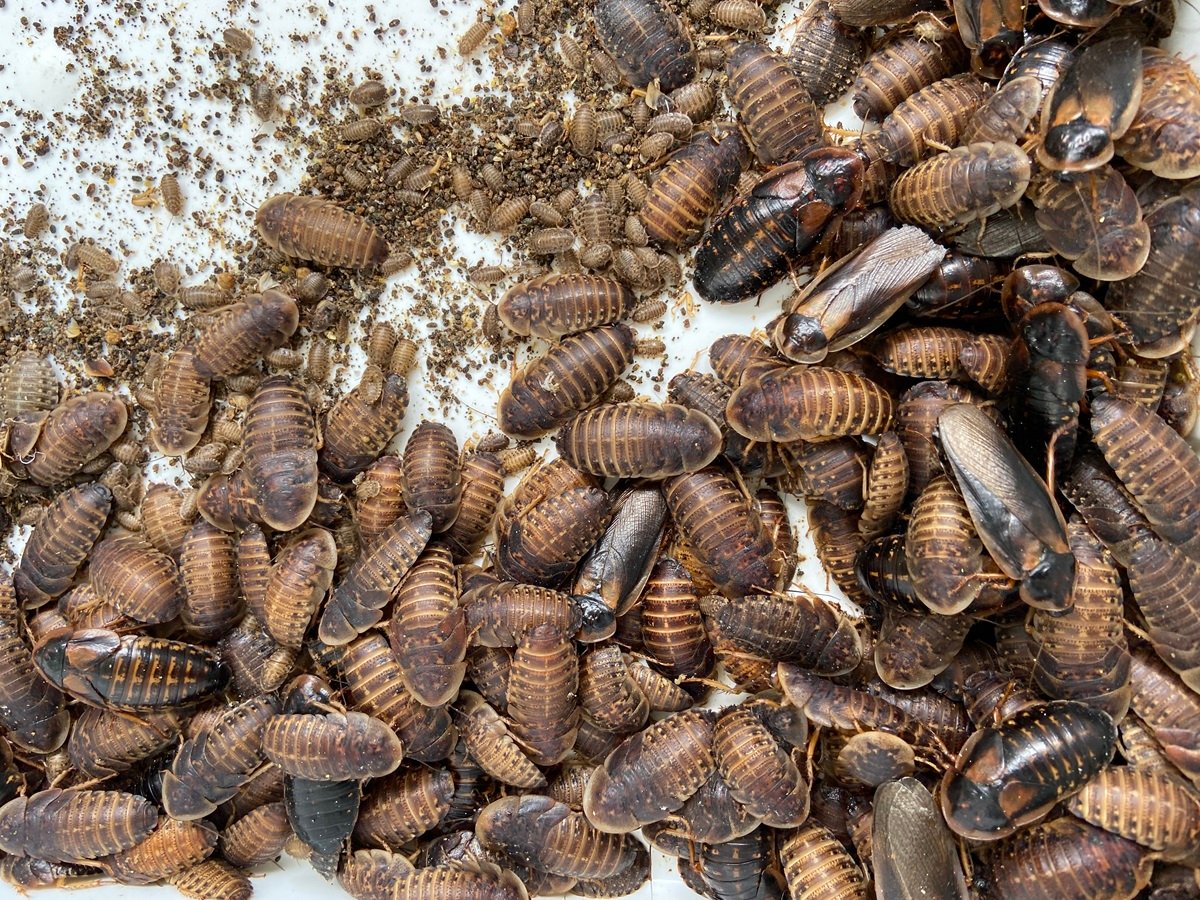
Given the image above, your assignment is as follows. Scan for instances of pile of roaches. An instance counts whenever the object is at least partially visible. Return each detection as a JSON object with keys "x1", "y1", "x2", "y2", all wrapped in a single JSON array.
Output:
[{"x1": 2, "y1": 0, "x2": 1200, "y2": 897}]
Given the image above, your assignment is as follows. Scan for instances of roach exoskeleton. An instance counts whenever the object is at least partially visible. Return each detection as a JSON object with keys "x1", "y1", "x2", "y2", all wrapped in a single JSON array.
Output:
[
  {"x1": 726, "y1": 42, "x2": 823, "y2": 167},
  {"x1": 592, "y1": 0, "x2": 695, "y2": 91},
  {"x1": 692, "y1": 148, "x2": 863, "y2": 303},
  {"x1": 255, "y1": 193, "x2": 389, "y2": 269},
  {"x1": 940, "y1": 700, "x2": 1117, "y2": 840},
  {"x1": 497, "y1": 324, "x2": 636, "y2": 438}
]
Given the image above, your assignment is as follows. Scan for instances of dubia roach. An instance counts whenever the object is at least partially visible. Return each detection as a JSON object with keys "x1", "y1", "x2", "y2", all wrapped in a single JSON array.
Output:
[
  {"x1": 255, "y1": 193, "x2": 389, "y2": 269},
  {"x1": 940, "y1": 701, "x2": 1116, "y2": 840},
  {"x1": 692, "y1": 147, "x2": 863, "y2": 303},
  {"x1": 773, "y1": 226, "x2": 946, "y2": 363},
  {"x1": 937, "y1": 403, "x2": 1074, "y2": 611}
]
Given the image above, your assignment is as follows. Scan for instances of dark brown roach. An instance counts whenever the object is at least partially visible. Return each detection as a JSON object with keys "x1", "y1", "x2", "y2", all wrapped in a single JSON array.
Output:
[
  {"x1": 1127, "y1": 646, "x2": 1200, "y2": 787},
  {"x1": 402, "y1": 421, "x2": 461, "y2": 534},
  {"x1": 1037, "y1": 36, "x2": 1143, "y2": 174},
  {"x1": 14, "y1": 482, "x2": 111, "y2": 608},
  {"x1": 495, "y1": 460, "x2": 612, "y2": 587},
  {"x1": 0, "y1": 582, "x2": 69, "y2": 753},
  {"x1": 33, "y1": 628, "x2": 228, "y2": 711},
  {"x1": 313, "y1": 634, "x2": 456, "y2": 763},
  {"x1": 872, "y1": 327, "x2": 973, "y2": 380},
  {"x1": 455, "y1": 690, "x2": 545, "y2": 789},
  {"x1": 391, "y1": 866, "x2": 529, "y2": 900},
  {"x1": 784, "y1": 438, "x2": 870, "y2": 513},
  {"x1": 862, "y1": 74, "x2": 993, "y2": 168},
  {"x1": 774, "y1": 226, "x2": 945, "y2": 363},
  {"x1": 218, "y1": 801, "x2": 290, "y2": 867},
  {"x1": 554, "y1": 402, "x2": 722, "y2": 478},
  {"x1": 1105, "y1": 192, "x2": 1200, "y2": 358},
  {"x1": 337, "y1": 848, "x2": 416, "y2": 900},
  {"x1": 690, "y1": 827, "x2": 785, "y2": 900},
  {"x1": 0, "y1": 789, "x2": 157, "y2": 863},
  {"x1": 353, "y1": 767, "x2": 455, "y2": 849},
  {"x1": 161, "y1": 694, "x2": 280, "y2": 819},
  {"x1": 101, "y1": 816, "x2": 218, "y2": 885},
  {"x1": 875, "y1": 606, "x2": 972, "y2": 690},
  {"x1": 779, "y1": 821, "x2": 868, "y2": 900},
  {"x1": 263, "y1": 709, "x2": 404, "y2": 780},
  {"x1": 579, "y1": 644, "x2": 648, "y2": 733},
  {"x1": 572, "y1": 484, "x2": 668, "y2": 641},
  {"x1": 0, "y1": 856, "x2": 101, "y2": 889},
  {"x1": 708, "y1": 334, "x2": 787, "y2": 387},
  {"x1": 963, "y1": 75, "x2": 1042, "y2": 145},
  {"x1": 640, "y1": 557, "x2": 714, "y2": 679},
  {"x1": 938, "y1": 403, "x2": 1074, "y2": 611},
  {"x1": 1091, "y1": 392, "x2": 1200, "y2": 559},
  {"x1": 988, "y1": 817, "x2": 1151, "y2": 900},
  {"x1": 897, "y1": 381, "x2": 983, "y2": 498},
  {"x1": 1032, "y1": 166, "x2": 1149, "y2": 282},
  {"x1": 150, "y1": 347, "x2": 211, "y2": 456},
  {"x1": 443, "y1": 452, "x2": 506, "y2": 559},
  {"x1": 463, "y1": 575, "x2": 583, "y2": 648},
  {"x1": 68, "y1": 707, "x2": 180, "y2": 778},
  {"x1": 262, "y1": 527, "x2": 337, "y2": 649},
  {"x1": 1118, "y1": 50, "x2": 1200, "y2": 179},
  {"x1": 726, "y1": 42, "x2": 823, "y2": 167},
  {"x1": 786, "y1": 0, "x2": 868, "y2": 106},
  {"x1": 179, "y1": 518, "x2": 242, "y2": 641},
  {"x1": 192, "y1": 290, "x2": 300, "y2": 380},
  {"x1": 754, "y1": 487, "x2": 798, "y2": 586},
  {"x1": 592, "y1": 0, "x2": 695, "y2": 91},
  {"x1": 477, "y1": 794, "x2": 640, "y2": 879},
  {"x1": 833, "y1": 730, "x2": 916, "y2": 786},
  {"x1": 907, "y1": 475, "x2": 984, "y2": 619},
  {"x1": 1065, "y1": 766, "x2": 1200, "y2": 861},
  {"x1": 255, "y1": 193, "x2": 389, "y2": 269},
  {"x1": 170, "y1": 859, "x2": 252, "y2": 900},
  {"x1": 507, "y1": 623, "x2": 579, "y2": 767},
  {"x1": 953, "y1": 0, "x2": 1023, "y2": 76},
  {"x1": 1004, "y1": 301, "x2": 1088, "y2": 477},
  {"x1": 24, "y1": 393, "x2": 128, "y2": 486},
  {"x1": 219, "y1": 613, "x2": 296, "y2": 695},
  {"x1": 498, "y1": 274, "x2": 632, "y2": 339},
  {"x1": 940, "y1": 700, "x2": 1116, "y2": 840},
  {"x1": 873, "y1": 777, "x2": 969, "y2": 899},
  {"x1": 640, "y1": 131, "x2": 745, "y2": 247},
  {"x1": 497, "y1": 324, "x2": 636, "y2": 438},
  {"x1": 90, "y1": 534, "x2": 183, "y2": 625},
  {"x1": 583, "y1": 708, "x2": 716, "y2": 833},
  {"x1": 714, "y1": 704, "x2": 809, "y2": 828},
  {"x1": 699, "y1": 592, "x2": 861, "y2": 675},
  {"x1": 386, "y1": 543, "x2": 466, "y2": 706},
  {"x1": 242, "y1": 375, "x2": 319, "y2": 532},
  {"x1": 573, "y1": 842, "x2": 650, "y2": 897},
  {"x1": 355, "y1": 455, "x2": 406, "y2": 549},
  {"x1": 778, "y1": 666, "x2": 951, "y2": 765},
  {"x1": 140, "y1": 483, "x2": 192, "y2": 558},
  {"x1": 852, "y1": 26, "x2": 968, "y2": 120},
  {"x1": 692, "y1": 147, "x2": 863, "y2": 303},
  {"x1": 1029, "y1": 517, "x2": 1131, "y2": 720},
  {"x1": 912, "y1": 252, "x2": 1008, "y2": 321},
  {"x1": 664, "y1": 467, "x2": 782, "y2": 598},
  {"x1": 319, "y1": 369, "x2": 408, "y2": 483},
  {"x1": 890, "y1": 142, "x2": 1031, "y2": 230},
  {"x1": 319, "y1": 510, "x2": 432, "y2": 645},
  {"x1": 727, "y1": 365, "x2": 893, "y2": 442}
]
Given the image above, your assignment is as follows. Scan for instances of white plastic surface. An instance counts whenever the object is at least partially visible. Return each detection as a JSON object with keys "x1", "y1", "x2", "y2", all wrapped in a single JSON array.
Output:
[{"x1": 1, "y1": 0, "x2": 1198, "y2": 897}]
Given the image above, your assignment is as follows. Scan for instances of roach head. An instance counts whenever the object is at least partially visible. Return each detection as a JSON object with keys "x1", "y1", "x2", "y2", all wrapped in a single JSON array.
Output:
[
  {"x1": 775, "y1": 314, "x2": 829, "y2": 363},
  {"x1": 806, "y1": 150, "x2": 864, "y2": 210},
  {"x1": 31, "y1": 629, "x2": 72, "y2": 686},
  {"x1": 1019, "y1": 549, "x2": 1075, "y2": 612},
  {"x1": 571, "y1": 594, "x2": 615, "y2": 644},
  {"x1": 1043, "y1": 123, "x2": 1111, "y2": 168}
]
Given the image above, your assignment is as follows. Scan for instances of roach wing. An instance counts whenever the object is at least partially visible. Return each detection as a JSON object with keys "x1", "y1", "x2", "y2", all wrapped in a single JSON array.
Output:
[{"x1": 873, "y1": 777, "x2": 969, "y2": 900}]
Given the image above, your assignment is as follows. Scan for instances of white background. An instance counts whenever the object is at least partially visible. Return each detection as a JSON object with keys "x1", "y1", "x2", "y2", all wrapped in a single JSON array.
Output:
[{"x1": 1, "y1": 0, "x2": 1198, "y2": 896}]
